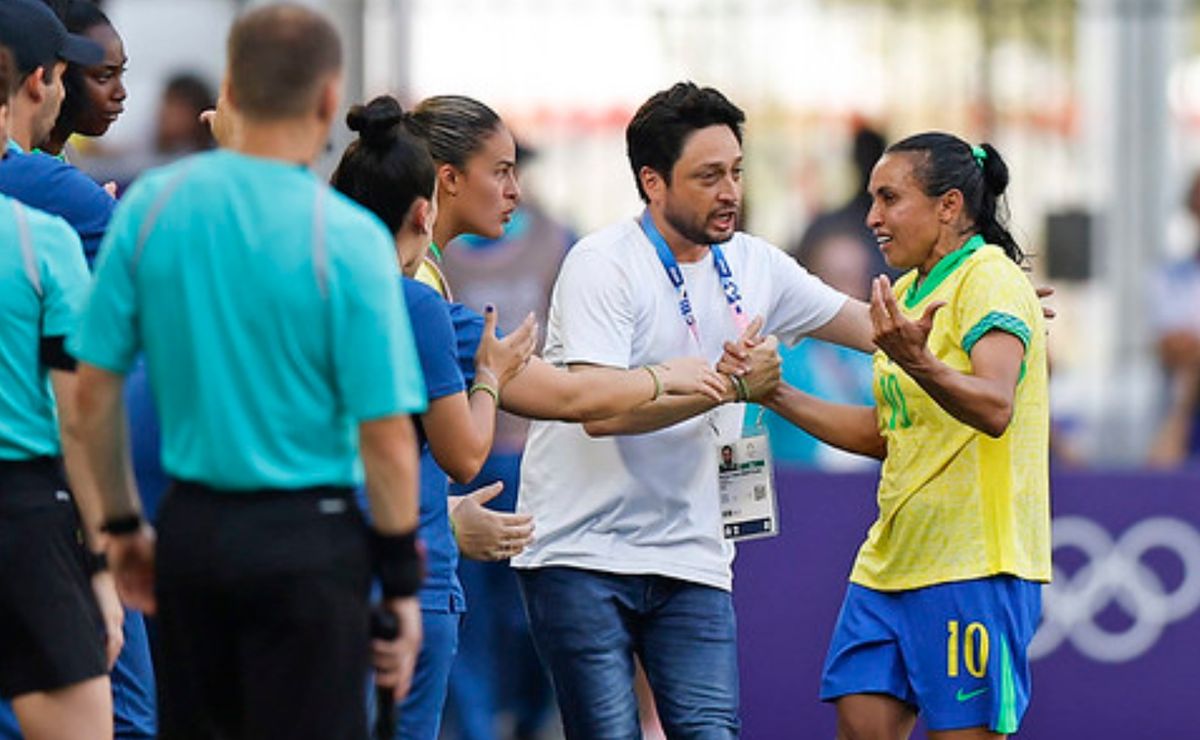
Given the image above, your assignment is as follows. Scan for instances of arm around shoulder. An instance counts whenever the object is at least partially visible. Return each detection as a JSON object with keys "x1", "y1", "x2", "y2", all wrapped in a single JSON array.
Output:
[{"x1": 807, "y1": 298, "x2": 876, "y2": 353}]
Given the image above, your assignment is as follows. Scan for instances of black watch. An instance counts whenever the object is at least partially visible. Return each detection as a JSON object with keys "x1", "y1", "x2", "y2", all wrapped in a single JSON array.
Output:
[
  {"x1": 100, "y1": 514, "x2": 143, "y2": 536},
  {"x1": 84, "y1": 549, "x2": 108, "y2": 575}
]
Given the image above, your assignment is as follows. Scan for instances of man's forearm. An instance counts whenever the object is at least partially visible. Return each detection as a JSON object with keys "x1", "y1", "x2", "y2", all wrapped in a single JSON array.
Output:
[
  {"x1": 583, "y1": 377, "x2": 736, "y2": 436},
  {"x1": 809, "y1": 299, "x2": 876, "y2": 354},
  {"x1": 52, "y1": 371, "x2": 107, "y2": 548},
  {"x1": 74, "y1": 365, "x2": 141, "y2": 523},
  {"x1": 360, "y1": 415, "x2": 420, "y2": 534}
]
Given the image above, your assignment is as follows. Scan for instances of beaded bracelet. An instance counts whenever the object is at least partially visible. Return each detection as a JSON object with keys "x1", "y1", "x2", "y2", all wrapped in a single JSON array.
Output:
[
  {"x1": 644, "y1": 364, "x2": 664, "y2": 401},
  {"x1": 469, "y1": 381, "x2": 500, "y2": 404},
  {"x1": 730, "y1": 374, "x2": 750, "y2": 403}
]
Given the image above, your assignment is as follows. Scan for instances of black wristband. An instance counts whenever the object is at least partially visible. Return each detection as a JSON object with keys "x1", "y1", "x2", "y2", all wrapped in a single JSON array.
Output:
[
  {"x1": 100, "y1": 514, "x2": 143, "y2": 536},
  {"x1": 371, "y1": 529, "x2": 424, "y2": 599},
  {"x1": 84, "y1": 549, "x2": 108, "y2": 575}
]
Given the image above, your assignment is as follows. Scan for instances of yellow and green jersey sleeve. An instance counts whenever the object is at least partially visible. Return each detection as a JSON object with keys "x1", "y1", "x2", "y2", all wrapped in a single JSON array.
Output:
[{"x1": 852, "y1": 243, "x2": 1051, "y2": 591}]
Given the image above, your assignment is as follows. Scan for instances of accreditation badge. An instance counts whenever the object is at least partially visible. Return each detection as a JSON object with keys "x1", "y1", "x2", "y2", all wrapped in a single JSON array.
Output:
[{"x1": 717, "y1": 411, "x2": 778, "y2": 541}]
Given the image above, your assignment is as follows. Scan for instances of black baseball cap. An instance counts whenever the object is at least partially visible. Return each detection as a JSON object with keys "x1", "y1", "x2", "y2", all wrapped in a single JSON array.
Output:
[{"x1": 0, "y1": 0, "x2": 104, "y2": 76}]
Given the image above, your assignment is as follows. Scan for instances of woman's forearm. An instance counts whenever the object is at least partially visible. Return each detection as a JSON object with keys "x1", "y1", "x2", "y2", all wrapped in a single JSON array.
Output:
[
  {"x1": 766, "y1": 383, "x2": 886, "y2": 459},
  {"x1": 500, "y1": 358, "x2": 657, "y2": 422}
]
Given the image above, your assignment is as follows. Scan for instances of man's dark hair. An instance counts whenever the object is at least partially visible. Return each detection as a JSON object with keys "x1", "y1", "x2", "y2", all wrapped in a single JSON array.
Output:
[
  {"x1": 625, "y1": 82, "x2": 745, "y2": 203},
  {"x1": 226, "y1": 3, "x2": 341, "y2": 121},
  {"x1": 0, "y1": 46, "x2": 15, "y2": 102}
]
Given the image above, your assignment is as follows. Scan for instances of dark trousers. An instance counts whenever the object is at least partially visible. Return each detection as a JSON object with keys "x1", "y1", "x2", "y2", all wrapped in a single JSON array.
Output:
[{"x1": 155, "y1": 482, "x2": 371, "y2": 740}]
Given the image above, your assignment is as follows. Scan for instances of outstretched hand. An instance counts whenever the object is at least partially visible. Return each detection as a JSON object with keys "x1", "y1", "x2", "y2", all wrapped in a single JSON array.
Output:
[
  {"x1": 476, "y1": 307, "x2": 537, "y2": 389},
  {"x1": 198, "y1": 89, "x2": 240, "y2": 149},
  {"x1": 1035, "y1": 284, "x2": 1056, "y2": 321},
  {"x1": 870, "y1": 275, "x2": 943, "y2": 370},
  {"x1": 449, "y1": 483, "x2": 534, "y2": 561},
  {"x1": 655, "y1": 357, "x2": 727, "y2": 402}
]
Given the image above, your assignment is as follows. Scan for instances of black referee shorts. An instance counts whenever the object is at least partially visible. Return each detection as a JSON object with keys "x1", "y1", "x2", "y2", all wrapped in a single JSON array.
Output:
[
  {"x1": 0, "y1": 457, "x2": 106, "y2": 699},
  {"x1": 155, "y1": 481, "x2": 373, "y2": 740}
]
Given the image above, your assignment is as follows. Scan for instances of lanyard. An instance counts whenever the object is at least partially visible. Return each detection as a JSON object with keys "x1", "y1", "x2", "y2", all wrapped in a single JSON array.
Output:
[{"x1": 638, "y1": 210, "x2": 750, "y2": 347}]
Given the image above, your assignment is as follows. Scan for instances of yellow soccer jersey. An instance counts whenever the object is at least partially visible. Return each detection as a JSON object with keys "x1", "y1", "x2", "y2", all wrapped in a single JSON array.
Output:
[
  {"x1": 415, "y1": 255, "x2": 450, "y2": 298},
  {"x1": 850, "y1": 238, "x2": 1051, "y2": 591}
]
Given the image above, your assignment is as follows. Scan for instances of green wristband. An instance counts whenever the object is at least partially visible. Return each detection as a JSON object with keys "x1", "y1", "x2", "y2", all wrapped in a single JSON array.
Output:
[{"x1": 469, "y1": 381, "x2": 500, "y2": 404}]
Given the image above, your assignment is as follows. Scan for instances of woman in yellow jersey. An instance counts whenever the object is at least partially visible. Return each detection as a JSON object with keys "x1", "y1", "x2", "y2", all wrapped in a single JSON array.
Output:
[{"x1": 763, "y1": 132, "x2": 1049, "y2": 739}]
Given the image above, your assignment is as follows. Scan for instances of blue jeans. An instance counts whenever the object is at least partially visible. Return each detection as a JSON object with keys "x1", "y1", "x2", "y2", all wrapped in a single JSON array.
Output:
[
  {"x1": 393, "y1": 610, "x2": 460, "y2": 740},
  {"x1": 518, "y1": 567, "x2": 740, "y2": 739}
]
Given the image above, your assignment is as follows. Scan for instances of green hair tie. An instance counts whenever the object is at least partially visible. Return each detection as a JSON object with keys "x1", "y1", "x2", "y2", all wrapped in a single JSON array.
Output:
[{"x1": 971, "y1": 145, "x2": 987, "y2": 168}]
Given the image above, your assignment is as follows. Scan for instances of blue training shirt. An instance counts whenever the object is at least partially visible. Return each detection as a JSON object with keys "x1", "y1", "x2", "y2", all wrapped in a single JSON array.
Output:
[
  {"x1": 0, "y1": 140, "x2": 113, "y2": 264},
  {"x1": 448, "y1": 302, "x2": 485, "y2": 385},
  {"x1": 71, "y1": 150, "x2": 427, "y2": 490},
  {"x1": 403, "y1": 278, "x2": 469, "y2": 613}
]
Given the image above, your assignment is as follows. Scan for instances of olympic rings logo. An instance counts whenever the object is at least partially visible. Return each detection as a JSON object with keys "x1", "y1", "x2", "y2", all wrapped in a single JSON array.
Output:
[{"x1": 1031, "y1": 516, "x2": 1200, "y2": 663}]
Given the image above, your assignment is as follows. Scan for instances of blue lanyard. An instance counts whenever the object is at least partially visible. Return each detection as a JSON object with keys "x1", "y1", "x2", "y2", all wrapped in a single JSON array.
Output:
[{"x1": 638, "y1": 210, "x2": 750, "y2": 346}]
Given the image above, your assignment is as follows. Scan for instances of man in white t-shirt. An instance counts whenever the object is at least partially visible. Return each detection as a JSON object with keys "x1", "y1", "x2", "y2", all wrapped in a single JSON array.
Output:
[{"x1": 512, "y1": 82, "x2": 875, "y2": 737}]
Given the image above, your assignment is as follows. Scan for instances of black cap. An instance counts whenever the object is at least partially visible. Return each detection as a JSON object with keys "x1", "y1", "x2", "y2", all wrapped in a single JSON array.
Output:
[{"x1": 0, "y1": 0, "x2": 104, "y2": 77}]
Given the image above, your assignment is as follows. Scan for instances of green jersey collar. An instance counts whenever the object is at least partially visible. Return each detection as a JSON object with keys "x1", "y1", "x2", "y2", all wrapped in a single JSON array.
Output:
[{"x1": 904, "y1": 234, "x2": 986, "y2": 309}]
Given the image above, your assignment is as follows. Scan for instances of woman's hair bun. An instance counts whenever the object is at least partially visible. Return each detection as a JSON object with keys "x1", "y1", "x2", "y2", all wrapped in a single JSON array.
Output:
[{"x1": 346, "y1": 95, "x2": 405, "y2": 149}]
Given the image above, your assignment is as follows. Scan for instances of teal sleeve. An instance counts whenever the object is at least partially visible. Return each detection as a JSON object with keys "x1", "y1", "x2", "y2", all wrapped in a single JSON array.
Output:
[
  {"x1": 329, "y1": 220, "x2": 427, "y2": 420},
  {"x1": 962, "y1": 311, "x2": 1031, "y2": 355},
  {"x1": 38, "y1": 218, "x2": 89, "y2": 338},
  {"x1": 68, "y1": 184, "x2": 149, "y2": 374}
]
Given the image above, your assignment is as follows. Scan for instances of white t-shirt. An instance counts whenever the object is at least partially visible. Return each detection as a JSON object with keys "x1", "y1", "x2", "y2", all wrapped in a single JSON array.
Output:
[{"x1": 513, "y1": 217, "x2": 847, "y2": 590}]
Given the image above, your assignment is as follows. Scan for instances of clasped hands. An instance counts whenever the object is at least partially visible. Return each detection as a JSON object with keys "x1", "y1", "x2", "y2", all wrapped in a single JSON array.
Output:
[{"x1": 716, "y1": 316, "x2": 782, "y2": 403}]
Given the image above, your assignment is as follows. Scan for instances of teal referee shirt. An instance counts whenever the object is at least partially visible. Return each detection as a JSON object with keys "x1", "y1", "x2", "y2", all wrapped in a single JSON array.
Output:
[
  {"x1": 0, "y1": 195, "x2": 90, "y2": 460},
  {"x1": 71, "y1": 150, "x2": 427, "y2": 490}
]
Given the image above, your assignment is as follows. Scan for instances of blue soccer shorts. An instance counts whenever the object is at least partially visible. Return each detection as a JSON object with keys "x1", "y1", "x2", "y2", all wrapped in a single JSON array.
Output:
[{"x1": 819, "y1": 575, "x2": 1042, "y2": 734}]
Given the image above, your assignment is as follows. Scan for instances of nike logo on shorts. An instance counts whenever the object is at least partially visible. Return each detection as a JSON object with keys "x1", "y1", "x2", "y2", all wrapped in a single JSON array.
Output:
[{"x1": 956, "y1": 687, "x2": 988, "y2": 702}]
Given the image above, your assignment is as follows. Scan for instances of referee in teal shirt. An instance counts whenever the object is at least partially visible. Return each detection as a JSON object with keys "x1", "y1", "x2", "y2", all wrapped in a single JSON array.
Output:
[
  {"x1": 69, "y1": 7, "x2": 427, "y2": 739},
  {"x1": 0, "y1": 41, "x2": 122, "y2": 739}
]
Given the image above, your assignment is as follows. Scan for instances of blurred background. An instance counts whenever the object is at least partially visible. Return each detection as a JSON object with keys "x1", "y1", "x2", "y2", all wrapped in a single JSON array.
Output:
[
  {"x1": 58, "y1": 1, "x2": 1200, "y2": 737},
  {"x1": 79, "y1": 0, "x2": 1200, "y2": 472}
]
